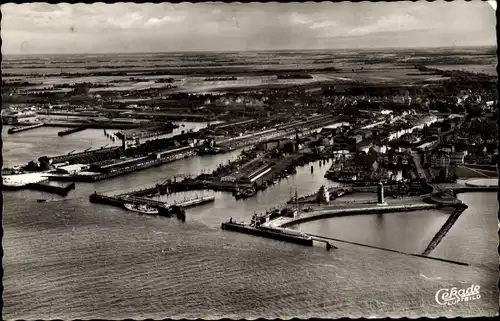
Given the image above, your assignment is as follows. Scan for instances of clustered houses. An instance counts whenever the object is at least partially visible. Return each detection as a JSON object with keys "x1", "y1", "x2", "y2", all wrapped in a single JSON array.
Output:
[
  {"x1": 4, "y1": 65, "x2": 496, "y2": 187},
  {"x1": 317, "y1": 83, "x2": 496, "y2": 185}
]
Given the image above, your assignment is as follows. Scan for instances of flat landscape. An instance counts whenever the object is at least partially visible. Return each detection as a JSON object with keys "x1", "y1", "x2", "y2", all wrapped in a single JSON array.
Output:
[{"x1": 3, "y1": 47, "x2": 496, "y2": 95}]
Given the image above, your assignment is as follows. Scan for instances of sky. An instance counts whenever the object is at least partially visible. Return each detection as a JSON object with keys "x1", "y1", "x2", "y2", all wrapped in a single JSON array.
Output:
[{"x1": 1, "y1": 1, "x2": 497, "y2": 55}]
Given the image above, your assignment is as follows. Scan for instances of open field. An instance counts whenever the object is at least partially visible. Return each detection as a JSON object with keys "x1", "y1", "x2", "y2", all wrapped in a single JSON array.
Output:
[{"x1": 3, "y1": 47, "x2": 496, "y2": 94}]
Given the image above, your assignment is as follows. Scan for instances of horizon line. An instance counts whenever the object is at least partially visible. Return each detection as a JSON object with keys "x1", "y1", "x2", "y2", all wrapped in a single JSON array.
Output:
[{"x1": 2, "y1": 44, "x2": 496, "y2": 57}]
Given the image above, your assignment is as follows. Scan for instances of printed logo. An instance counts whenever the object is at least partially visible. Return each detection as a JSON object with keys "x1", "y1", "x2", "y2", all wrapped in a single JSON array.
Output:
[{"x1": 435, "y1": 285, "x2": 481, "y2": 305}]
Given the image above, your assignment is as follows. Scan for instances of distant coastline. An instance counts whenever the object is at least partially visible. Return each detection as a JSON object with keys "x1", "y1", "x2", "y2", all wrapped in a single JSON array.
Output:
[{"x1": 2, "y1": 45, "x2": 496, "y2": 57}]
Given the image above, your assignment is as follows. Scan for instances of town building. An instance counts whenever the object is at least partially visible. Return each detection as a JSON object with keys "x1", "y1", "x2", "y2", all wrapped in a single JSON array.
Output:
[
  {"x1": 430, "y1": 153, "x2": 451, "y2": 168},
  {"x1": 450, "y1": 151, "x2": 465, "y2": 165}
]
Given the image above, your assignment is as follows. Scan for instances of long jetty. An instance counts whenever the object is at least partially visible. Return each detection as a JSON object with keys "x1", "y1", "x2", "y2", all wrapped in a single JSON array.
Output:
[
  {"x1": 57, "y1": 125, "x2": 89, "y2": 136},
  {"x1": 307, "y1": 233, "x2": 469, "y2": 266},
  {"x1": 7, "y1": 123, "x2": 44, "y2": 134}
]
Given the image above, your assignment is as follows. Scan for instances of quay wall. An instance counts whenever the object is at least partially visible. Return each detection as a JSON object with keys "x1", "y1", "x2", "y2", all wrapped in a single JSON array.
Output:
[{"x1": 50, "y1": 150, "x2": 196, "y2": 182}]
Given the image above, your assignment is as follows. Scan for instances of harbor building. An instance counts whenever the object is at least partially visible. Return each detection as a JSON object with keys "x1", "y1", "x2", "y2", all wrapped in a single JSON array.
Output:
[
  {"x1": 2, "y1": 111, "x2": 39, "y2": 124},
  {"x1": 316, "y1": 185, "x2": 330, "y2": 203}
]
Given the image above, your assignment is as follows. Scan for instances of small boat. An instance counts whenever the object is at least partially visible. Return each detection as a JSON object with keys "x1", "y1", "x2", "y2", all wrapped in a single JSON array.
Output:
[
  {"x1": 242, "y1": 188, "x2": 256, "y2": 198},
  {"x1": 124, "y1": 203, "x2": 159, "y2": 215},
  {"x1": 234, "y1": 189, "x2": 244, "y2": 199},
  {"x1": 36, "y1": 198, "x2": 60, "y2": 203}
]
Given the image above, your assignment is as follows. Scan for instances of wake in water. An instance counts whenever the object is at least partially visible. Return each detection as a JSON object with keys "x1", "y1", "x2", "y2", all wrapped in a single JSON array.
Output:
[{"x1": 419, "y1": 274, "x2": 442, "y2": 281}]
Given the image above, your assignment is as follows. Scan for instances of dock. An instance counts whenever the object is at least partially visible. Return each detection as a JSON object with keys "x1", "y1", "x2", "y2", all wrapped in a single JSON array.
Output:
[
  {"x1": 89, "y1": 192, "x2": 215, "y2": 212},
  {"x1": 57, "y1": 125, "x2": 90, "y2": 136},
  {"x1": 28, "y1": 180, "x2": 75, "y2": 196},
  {"x1": 173, "y1": 195, "x2": 215, "y2": 208},
  {"x1": 49, "y1": 149, "x2": 196, "y2": 182},
  {"x1": 7, "y1": 123, "x2": 44, "y2": 134}
]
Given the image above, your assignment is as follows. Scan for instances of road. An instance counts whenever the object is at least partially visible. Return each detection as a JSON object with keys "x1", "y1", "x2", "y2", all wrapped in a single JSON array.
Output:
[{"x1": 411, "y1": 151, "x2": 429, "y2": 181}]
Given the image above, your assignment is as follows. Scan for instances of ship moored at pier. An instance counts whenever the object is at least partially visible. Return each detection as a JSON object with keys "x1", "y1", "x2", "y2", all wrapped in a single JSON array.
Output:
[{"x1": 124, "y1": 203, "x2": 159, "y2": 215}]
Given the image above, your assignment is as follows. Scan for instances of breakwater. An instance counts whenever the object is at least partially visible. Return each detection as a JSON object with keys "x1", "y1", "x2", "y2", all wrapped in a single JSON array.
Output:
[
  {"x1": 306, "y1": 233, "x2": 469, "y2": 266},
  {"x1": 421, "y1": 204, "x2": 469, "y2": 256}
]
